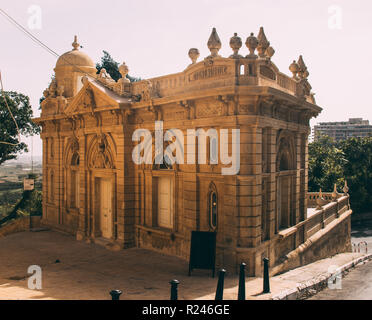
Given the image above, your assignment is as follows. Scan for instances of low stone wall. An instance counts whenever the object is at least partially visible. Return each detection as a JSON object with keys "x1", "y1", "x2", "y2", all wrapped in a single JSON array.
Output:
[
  {"x1": 271, "y1": 209, "x2": 352, "y2": 275},
  {"x1": 0, "y1": 216, "x2": 41, "y2": 238}
]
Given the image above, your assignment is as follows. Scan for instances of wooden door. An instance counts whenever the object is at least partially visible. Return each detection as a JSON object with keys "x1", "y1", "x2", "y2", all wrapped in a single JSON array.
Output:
[{"x1": 100, "y1": 178, "x2": 112, "y2": 238}]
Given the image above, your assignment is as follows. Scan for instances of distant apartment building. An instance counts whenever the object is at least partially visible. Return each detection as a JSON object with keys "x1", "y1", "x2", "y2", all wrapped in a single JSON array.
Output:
[{"x1": 314, "y1": 118, "x2": 372, "y2": 142}]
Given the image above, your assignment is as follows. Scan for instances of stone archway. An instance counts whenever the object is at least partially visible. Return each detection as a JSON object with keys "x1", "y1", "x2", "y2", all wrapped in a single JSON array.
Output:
[
  {"x1": 86, "y1": 134, "x2": 117, "y2": 240},
  {"x1": 276, "y1": 131, "x2": 296, "y2": 231}
]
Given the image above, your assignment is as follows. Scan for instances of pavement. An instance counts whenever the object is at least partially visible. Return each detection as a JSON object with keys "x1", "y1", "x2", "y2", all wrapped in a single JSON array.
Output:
[
  {"x1": 308, "y1": 258, "x2": 372, "y2": 300},
  {"x1": 0, "y1": 230, "x2": 368, "y2": 300}
]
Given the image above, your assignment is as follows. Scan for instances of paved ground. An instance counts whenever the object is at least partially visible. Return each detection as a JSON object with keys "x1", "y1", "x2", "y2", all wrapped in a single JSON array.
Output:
[
  {"x1": 306, "y1": 220, "x2": 372, "y2": 300},
  {"x1": 351, "y1": 220, "x2": 372, "y2": 249},
  {"x1": 308, "y1": 259, "x2": 372, "y2": 300},
  {"x1": 0, "y1": 230, "x2": 366, "y2": 300}
]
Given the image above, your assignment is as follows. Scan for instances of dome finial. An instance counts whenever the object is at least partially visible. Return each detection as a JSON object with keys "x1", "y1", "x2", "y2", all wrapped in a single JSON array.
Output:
[{"x1": 72, "y1": 35, "x2": 80, "y2": 50}]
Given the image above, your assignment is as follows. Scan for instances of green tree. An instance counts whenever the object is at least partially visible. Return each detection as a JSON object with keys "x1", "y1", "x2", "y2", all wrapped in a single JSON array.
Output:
[
  {"x1": 338, "y1": 137, "x2": 372, "y2": 213},
  {"x1": 96, "y1": 50, "x2": 141, "y2": 82},
  {"x1": 308, "y1": 135, "x2": 346, "y2": 192},
  {"x1": 0, "y1": 91, "x2": 40, "y2": 165}
]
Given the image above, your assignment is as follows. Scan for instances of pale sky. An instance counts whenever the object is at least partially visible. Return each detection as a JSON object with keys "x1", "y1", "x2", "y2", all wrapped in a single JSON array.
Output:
[{"x1": 1, "y1": 0, "x2": 371, "y2": 158}]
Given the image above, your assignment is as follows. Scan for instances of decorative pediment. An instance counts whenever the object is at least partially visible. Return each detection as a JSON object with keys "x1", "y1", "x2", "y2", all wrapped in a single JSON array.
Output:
[
  {"x1": 64, "y1": 80, "x2": 127, "y2": 116},
  {"x1": 87, "y1": 134, "x2": 115, "y2": 170}
]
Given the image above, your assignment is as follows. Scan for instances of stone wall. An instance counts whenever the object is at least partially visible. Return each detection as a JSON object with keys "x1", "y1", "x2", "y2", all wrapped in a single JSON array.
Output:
[
  {"x1": 271, "y1": 209, "x2": 352, "y2": 276},
  {"x1": 0, "y1": 216, "x2": 41, "y2": 238}
]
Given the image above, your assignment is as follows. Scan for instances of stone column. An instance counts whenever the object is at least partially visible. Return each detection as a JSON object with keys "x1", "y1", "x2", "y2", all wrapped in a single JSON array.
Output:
[
  {"x1": 76, "y1": 133, "x2": 87, "y2": 241},
  {"x1": 237, "y1": 125, "x2": 262, "y2": 249}
]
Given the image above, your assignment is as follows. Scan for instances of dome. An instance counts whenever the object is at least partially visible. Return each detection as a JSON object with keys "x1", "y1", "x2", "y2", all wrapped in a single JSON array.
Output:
[{"x1": 55, "y1": 36, "x2": 95, "y2": 68}]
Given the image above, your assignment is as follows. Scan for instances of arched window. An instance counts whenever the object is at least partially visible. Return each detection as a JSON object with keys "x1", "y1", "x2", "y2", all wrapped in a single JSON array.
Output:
[
  {"x1": 153, "y1": 154, "x2": 173, "y2": 170},
  {"x1": 49, "y1": 171, "x2": 54, "y2": 202},
  {"x1": 279, "y1": 151, "x2": 290, "y2": 171},
  {"x1": 70, "y1": 152, "x2": 80, "y2": 208},
  {"x1": 50, "y1": 138, "x2": 54, "y2": 159},
  {"x1": 208, "y1": 183, "x2": 218, "y2": 230}
]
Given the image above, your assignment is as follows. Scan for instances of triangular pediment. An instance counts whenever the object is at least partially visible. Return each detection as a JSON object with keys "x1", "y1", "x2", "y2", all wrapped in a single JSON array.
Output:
[{"x1": 64, "y1": 79, "x2": 131, "y2": 116}]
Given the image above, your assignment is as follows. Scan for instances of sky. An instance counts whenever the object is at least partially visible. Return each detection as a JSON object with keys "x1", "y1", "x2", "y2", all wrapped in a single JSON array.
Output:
[{"x1": 0, "y1": 0, "x2": 371, "y2": 159}]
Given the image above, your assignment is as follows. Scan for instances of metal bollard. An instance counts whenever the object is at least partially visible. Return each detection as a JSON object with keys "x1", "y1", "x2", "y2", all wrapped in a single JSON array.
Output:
[
  {"x1": 238, "y1": 263, "x2": 246, "y2": 300},
  {"x1": 109, "y1": 289, "x2": 123, "y2": 300},
  {"x1": 263, "y1": 258, "x2": 270, "y2": 293},
  {"x1": 170, "y1": 279, "x2": 180, "y2": 300},
  {"x1": 215, "y1": 269, "x2": 226, "y2": 300}
]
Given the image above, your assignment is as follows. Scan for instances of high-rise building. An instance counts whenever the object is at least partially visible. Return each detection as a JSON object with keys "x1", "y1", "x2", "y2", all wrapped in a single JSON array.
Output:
[{"x1": 314, "y1": 118, "x2": 372, "y2": 142}]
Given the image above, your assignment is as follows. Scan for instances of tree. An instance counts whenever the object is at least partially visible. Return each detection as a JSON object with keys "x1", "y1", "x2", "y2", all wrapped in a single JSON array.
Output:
[
  {"x1": 338, "y1": 137, "x2": 372, "y2": 213},
  {"x1": 96, "y1": 50, "x2": 141, "y2": 82},
  {"x1": 308, "y1": 135, "x2": 372, "y2": 214},
  {"x1": 308, "y1": 135, "x2": 346, "y2": 193},
  {"x1": 0, "y1": 91, "x2": 40, "y2": 165}
]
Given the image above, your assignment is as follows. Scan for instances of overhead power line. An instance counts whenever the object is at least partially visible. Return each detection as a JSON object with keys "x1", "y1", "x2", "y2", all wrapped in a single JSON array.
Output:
[
  {"x1": 0, "y1": 7, "x2": 103, "y2": 148},
  {"x1": 0, "y1": 7, "x2": 99, "y2": 78}
]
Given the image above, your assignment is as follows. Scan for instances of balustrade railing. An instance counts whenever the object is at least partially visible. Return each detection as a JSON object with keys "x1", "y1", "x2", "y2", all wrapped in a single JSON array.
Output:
[{"x1": 277, "y1": 182, "x2": 351, "y2": 263}]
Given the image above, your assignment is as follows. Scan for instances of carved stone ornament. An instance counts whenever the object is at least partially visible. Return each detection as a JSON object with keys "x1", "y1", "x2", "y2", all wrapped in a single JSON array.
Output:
[
  {"x1": 91, "y1": 135, "x2": 113, "y2": 169},
  {"x1": 289, "y1": 60, "x2": 300, "y2": 79},
  {"x1": 257, "y1": 27, "x2": 270, "y2": 58},
  {"x1": 56, "y1": 85, "x2": 64, "y2": 97},
  {"x1": 48, "y1": 78, "x2": 57, "y2": 97},
  {"x1": 43, "y1": 89, "x2": 50, "y2": 98},
  {"x1": 265, "y1": 46, "x2": 275, "y2": 59},
  {"x1": 82, "y1": 87, "x2": 96, "y2": 112},
  {"x1": 119, "y1": 62, "x2": 130, "y2": 83},
  {"x1": 245, "y1": 32, "x2": 258, "y2": 59},
  {"x1": 229, "y1": 33, "x2": 243, "y2": 58},
  {"x1": 297, "y1": 55, "x2": 309, "y2": 79},
  {"x1": 207, "y1": 27, "x2": 222, "y2": 57},
  {"x1": 140, "y1": 80, "x2": 159, "y2": 102},
  {"x1": 188, "y1": 48, "x2": 200, "y2": 64}
]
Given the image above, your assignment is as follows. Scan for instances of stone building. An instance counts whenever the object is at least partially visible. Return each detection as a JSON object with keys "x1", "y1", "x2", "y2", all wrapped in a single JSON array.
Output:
[
  {"x1": 314, "y1": 118, "x2": 372, "y2": 142},
  {"x1": 34, "y1": 29, "x2": 352, "y2": 276}
]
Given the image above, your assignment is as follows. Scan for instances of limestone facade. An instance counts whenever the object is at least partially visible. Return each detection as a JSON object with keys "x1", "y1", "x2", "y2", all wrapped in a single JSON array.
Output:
[{"x1": 34, "y1": 28, "x2": 350, "y2": 276}]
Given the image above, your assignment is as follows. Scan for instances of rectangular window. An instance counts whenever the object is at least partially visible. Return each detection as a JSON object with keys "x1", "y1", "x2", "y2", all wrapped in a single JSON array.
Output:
[{"x1": 157, "y1": 176, "x2": 174, "y2": 229}]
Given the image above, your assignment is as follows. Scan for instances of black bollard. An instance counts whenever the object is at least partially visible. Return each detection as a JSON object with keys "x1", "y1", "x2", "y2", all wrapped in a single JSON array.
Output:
[
  {"x1": 238, "y1": 262, "x2": 246, "y2": 300},
  {"x1": 215, "y1": 269, "x2": 226, "y2": 300},
  {"x1": 263, "y1": 258, "x2": 270, "y2": 293},
  {"x1": 170, "y1": 279, "x2": 180, "y2": 300},
  {"x1": 109, "y1": 289, "x2": 123, "y2": 300}
]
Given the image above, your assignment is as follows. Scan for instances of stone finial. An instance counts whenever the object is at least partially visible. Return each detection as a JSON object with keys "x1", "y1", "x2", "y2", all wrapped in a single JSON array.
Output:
[
  {"x1": 343, "y1": 180, "x2": 349, "y2": 195},
  {"x1": 43, "y1": 89, "x2": 50, "y2": 98},
  {"x1": 245, "y1": 32, "x2": 258, "y2": 59},
  {"x1": 257, "y1": 27, "x2": 270, "y2": 58},
  {"x1": 48, "y1": 78, "x2": 57, "y2": 97},
  {"x1": 332, "y1": 183, "x2": 338, "y2": 201},
  {"x1": 188, "y1": 48, "x2": 200, "y2": 64},
  {"x1": 56, "y1": 85, "x2": 64, "y2": 97},
  {"x1": 72, "y1": 35, "x2": 80, "y2": 51},
  {"x1": 81, "y1": 75, "x2": 89, "y2": 85},
  {"x1": 229, "y1": 33, "x2": 242, "y2": 58},
  {"x1": 207, "y1": 27, "x2": 222, "y2": 57},
  {"x1": 289, "y1": 60, "x2": 300, "y2": 79},
  {"x1": 119, "y1": 62, "x2": 130, "y2": 83},
  {"x1": 265, "y1": 46, "x2": 275, "y2": 59},
  {"x1": 297, "y1": 55, "x2": 309, "y2": 79},
  {"x1": 316, "y1": 188, "x2": 323, "y2": 210}
]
